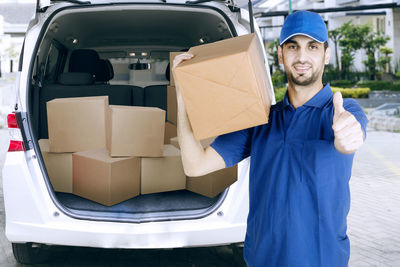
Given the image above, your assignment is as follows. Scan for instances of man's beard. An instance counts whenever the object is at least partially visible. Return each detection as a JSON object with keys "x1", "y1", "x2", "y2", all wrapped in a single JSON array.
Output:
[{"x1": 288, "y1": 70, "x2": 319, "y2": 86}]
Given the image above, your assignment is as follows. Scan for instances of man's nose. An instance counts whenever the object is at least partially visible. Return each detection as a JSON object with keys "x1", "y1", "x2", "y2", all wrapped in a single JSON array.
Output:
[{"x1": 297, "y1": 48, "x2": 308, "y2": 63}]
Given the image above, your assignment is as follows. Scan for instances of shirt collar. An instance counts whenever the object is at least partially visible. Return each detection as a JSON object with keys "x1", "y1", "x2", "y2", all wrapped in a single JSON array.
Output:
[
  {"x1": 277, "y1": 83, "x2": 332, "y2": 110},
  {"x1": 303, "y1": 83, "x2": 333, "y2": 108}
]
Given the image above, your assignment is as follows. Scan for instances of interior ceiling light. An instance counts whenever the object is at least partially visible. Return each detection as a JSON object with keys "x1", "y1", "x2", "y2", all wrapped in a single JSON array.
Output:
[
  {"x1": 141, "y1": 52, "x2": 148, "y2": 56},
  {"x1": 129, "y1": 52, "x2": 136, "y2": 57},
  {"x1": 66, "y1": 36, "x2": 78, "y2": 45},
  {"x1": 199, "y1": 38, "x2": 205, "y2": 43}
]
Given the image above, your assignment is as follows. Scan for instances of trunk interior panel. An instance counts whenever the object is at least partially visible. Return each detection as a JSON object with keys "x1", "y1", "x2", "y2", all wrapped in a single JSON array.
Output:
[{"x1": 30, "y1": 4, "x2": 236, "y2": 222}]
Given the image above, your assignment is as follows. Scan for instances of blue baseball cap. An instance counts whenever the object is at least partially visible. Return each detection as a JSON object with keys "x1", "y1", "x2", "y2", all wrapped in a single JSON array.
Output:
[{"x1": 280, "y1": 11, "x2": 328, "y2": 46}]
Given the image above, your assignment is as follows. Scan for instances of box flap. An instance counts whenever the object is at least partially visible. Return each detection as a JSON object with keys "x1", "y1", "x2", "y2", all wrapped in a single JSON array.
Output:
[
  {"x1": 175, "y1": 71, "x2": 267, "y2": 139},
  {"x1": 74, "y1": 148, "x2": 134, "y2": 163}
]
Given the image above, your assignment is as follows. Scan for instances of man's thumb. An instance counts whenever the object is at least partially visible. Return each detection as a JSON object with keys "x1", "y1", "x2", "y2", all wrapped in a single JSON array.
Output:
[{"x1": 333, "y1": 91, "x2": 345, "y2": 119}]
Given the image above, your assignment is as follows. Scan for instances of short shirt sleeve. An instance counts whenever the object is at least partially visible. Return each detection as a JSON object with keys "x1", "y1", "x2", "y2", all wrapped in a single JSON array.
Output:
[
  {"x1": 210, "y1": 127, "x2": 253, "y2": 168},
  {"x1": 343, "y1": 99, "x2": 369, "y2": 138}
]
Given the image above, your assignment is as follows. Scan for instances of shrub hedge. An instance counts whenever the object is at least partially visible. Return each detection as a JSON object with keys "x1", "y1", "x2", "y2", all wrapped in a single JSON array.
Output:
[
  {"x1": 273, "y1": 87, "x2": 370, "y2": 103},
  {"x1": 330, "y1": 80, "x2": 356, "y2": 88},
  {"x1": 357, "y1": 81, "x2": 400, "y2": 91},
  {"x1": 331, "y1": 87, "x2": 370, "y2": 98}
]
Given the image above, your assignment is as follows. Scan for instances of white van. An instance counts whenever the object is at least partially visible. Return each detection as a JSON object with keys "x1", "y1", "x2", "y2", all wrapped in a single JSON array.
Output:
[{"x1": 3, "y1": 0, "x2": 273, "y2": 264}]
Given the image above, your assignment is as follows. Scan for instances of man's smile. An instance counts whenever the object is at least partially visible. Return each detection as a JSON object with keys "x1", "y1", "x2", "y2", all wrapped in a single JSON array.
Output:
[{"x1": 293, "y1": 64, "x2": 312, "y2": 73}]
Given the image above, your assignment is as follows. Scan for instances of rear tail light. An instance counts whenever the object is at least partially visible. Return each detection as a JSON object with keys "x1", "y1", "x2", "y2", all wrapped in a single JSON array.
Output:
[{"x1": 7, "y1": 113, "x2": 25, "y2": 152}]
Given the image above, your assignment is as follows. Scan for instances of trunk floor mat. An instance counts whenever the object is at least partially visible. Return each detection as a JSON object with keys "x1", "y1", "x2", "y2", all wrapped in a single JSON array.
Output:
[{"x1": 55, "y1": 190, "x2": 220, "y2": 213}]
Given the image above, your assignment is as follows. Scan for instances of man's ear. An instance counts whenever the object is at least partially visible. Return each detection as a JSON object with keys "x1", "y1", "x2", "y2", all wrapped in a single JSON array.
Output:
[
  {"x1": 278, "y1": 46, "x2": 283, "y2": 64},
  {"x1": 324, "y1": 46, "x2": 331, "y2": 65}
]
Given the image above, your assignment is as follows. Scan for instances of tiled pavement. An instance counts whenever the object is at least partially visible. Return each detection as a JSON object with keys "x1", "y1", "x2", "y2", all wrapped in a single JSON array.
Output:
[
  {"x1": 0, "y1": 129, "x2": 399, "y2": 266},
  {"x1": 348, "y1": 130, "x2": 400, "y2": 267}
]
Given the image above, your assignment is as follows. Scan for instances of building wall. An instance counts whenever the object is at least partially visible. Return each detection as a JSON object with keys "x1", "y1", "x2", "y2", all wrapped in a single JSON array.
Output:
[
  {"x1": 327, "y1": 12, "x2": 391, "y2": 72},
  {"x1": 393, "y1": 8, "x2": 400, "y2": 72}
]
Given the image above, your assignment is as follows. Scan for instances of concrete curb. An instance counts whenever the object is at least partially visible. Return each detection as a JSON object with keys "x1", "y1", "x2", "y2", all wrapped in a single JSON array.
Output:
[{"x1": 367, "y1": 114, "x2": 400, "y2": 132}]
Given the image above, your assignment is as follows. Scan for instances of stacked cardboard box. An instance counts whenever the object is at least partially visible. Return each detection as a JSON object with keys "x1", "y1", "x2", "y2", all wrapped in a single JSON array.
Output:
[
  {"x1": 169, "y1": 136, "x2": 237, "y2": 198},
  {"x1": 44, "y1": 96, "x2": 111, "y2": 198},
  {"x1": 39, "y1": 139, "x2": 73, "y2": 193},
  {"x1": 73, "y1": 148, "x2": 141, "y2": 206},
  {"x1": 167, "y1": 85, "x2": 177, "y2": 125},
  {"x1": 164, "y1": 121, "x2": 177, "y2": 144},
  {"x1": 141, "y1": 145, "x2": 186, "y2": 194},
  {"x1": 186, "y1": 166, "x2": 238, "y2": 198},
  {"x1": 47, "y1": 96, "x2": 108, "y2": 152},
  {"x1": 45, "y1": 96, "x2": 170, "y2": 206},
  {"x1": 165, "y1": 52, "x2": 181, "y2": 144},
  {"x1": 107, "y1": 105, "x2": 165, "y2": 157}
]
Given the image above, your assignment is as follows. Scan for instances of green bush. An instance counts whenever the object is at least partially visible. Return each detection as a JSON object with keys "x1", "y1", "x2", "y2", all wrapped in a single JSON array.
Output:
[
  {"x1": 274, "y1": 87, "x2": 287, "y2": 102},
  {"x1": 271, "y1": 70, "x2": 286, "y2": 88},
  {"x1": 322, "y1": 66, "x2": 369, "y2": 84},
  {"x1": 331, "y1": 87, "x2": 370, "y2": 98},
  {"x1": 330, "y1": 80, "x2": 355, "y2": 88},
  {"x1": 273, "y1": 86, "x2": 369, "y2": 103},
  {"x1": 357, "y1": 80, "x2": 400, "y2": 91}
]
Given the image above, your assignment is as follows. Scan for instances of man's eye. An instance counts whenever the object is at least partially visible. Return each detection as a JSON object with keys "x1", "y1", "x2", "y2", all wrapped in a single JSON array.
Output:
[
  {"x1": 288, "y1": 45, "x2": 297, "y2": 49},
  {"x1": 310, "y1": 45, "x2": 318, "y2": 50}
]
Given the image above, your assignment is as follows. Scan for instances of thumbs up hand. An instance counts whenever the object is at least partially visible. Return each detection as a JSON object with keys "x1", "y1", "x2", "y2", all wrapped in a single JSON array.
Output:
[{"x1": 332, "y1": 92, "x2": 364, "y2": 154}]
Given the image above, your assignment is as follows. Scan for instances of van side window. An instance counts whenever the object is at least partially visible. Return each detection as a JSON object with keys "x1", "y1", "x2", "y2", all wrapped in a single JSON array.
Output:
[{"x1": 44, "y1": 41, "x2": 66, "y2": 83}]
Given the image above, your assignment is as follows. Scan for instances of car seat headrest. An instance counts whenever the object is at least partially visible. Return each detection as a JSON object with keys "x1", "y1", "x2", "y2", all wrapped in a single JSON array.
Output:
[
  {"x1": 95, "y1": 59, "x2": 114, "y2": 83},
  {"x1": 58, "y1": 72, "x2": 95, "y2": 85},
  {"x1": 68, "y1": 49, "x2": 100, "y2": 76}
]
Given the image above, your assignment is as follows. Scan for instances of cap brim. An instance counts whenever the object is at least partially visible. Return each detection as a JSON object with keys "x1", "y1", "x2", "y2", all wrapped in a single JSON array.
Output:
[{"x1": 280, "y1": 33, "x2": 325, "y2": 46}]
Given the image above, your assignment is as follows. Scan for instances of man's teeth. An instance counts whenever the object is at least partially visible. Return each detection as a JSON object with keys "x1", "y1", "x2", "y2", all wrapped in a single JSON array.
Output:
[{"x1": 295, "y1": 66, "x2": 310, "y2": 69}]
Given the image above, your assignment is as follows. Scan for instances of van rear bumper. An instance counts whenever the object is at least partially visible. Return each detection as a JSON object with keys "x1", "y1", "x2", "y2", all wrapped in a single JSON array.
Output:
[{"x1": 6, "y1": 219, "x2": 246, "y2": 248}]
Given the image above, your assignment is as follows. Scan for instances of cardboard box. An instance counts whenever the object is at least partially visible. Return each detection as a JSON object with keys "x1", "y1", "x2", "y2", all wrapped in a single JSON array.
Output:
[
  {"x1": 47, "y1": 96, "x2": 108, "y2": 152},
  {"x1": 164, "y1": 122, "x2": 177, "y2": 144},
  {"x1": 39, "y1": 139, "x2": 73, "y2": 193},
  {"x1": 167, "y1": 86, "x2": 177, "y2": 125},
  {"x1": 107, "y1": 105, "x2": 165, "y2": 157},
  {"x1": 173, "y1": 33, "x2": 272, "y2": 140},
  {"x1": 141, "y1": 145, "x2": 186, "y2": 194},
  {"x1": 73, "y1": 148, "x2": 140, "y2": 206},
  {"x1": 169, "y1": 136, "x2": 179, "y2": 149},
  {"x1": 170, "y1": 52, "x2": 184, "y2": 86},
  {"x1": 170, "y1": 136, "x2": 215, "y2": 150},
  {"x1": 167, "y1": 136, "x2": 236, "y2": 198},
  {"x1": 187, "y1": 166, "x2": 238, "y2": 198}
]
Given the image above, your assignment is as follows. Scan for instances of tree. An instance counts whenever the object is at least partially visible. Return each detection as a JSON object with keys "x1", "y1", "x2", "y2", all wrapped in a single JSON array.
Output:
[
  {"x1": 267, "y1": 37, "x2": 281, "y2": 72},
  {"x1": 338, "y1": 21, "x2": 369, "y2": 79},
  {"x1": 328, "y1": 28, "x2": 342, "y2": 75},
  {"x1": 379, "y1": 46, "x2": 393, "y2": 73},
  {"x1": 361, "y1": 28, "x2": 389, "y2": 80},
  {"x1": 267, "y1": 38, "x2": 286, "y2": 87}
]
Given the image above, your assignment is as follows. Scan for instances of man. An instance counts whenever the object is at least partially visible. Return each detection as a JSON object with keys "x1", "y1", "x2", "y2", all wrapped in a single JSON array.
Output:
[{"x1": 173, "y1": 11, "x2": 368, "y2": 267}]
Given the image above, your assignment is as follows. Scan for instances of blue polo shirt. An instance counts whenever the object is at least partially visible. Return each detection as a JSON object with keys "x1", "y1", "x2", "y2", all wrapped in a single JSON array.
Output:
[{"x1": 210, "y1": 84, "x2": 368, "y2": 267}]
